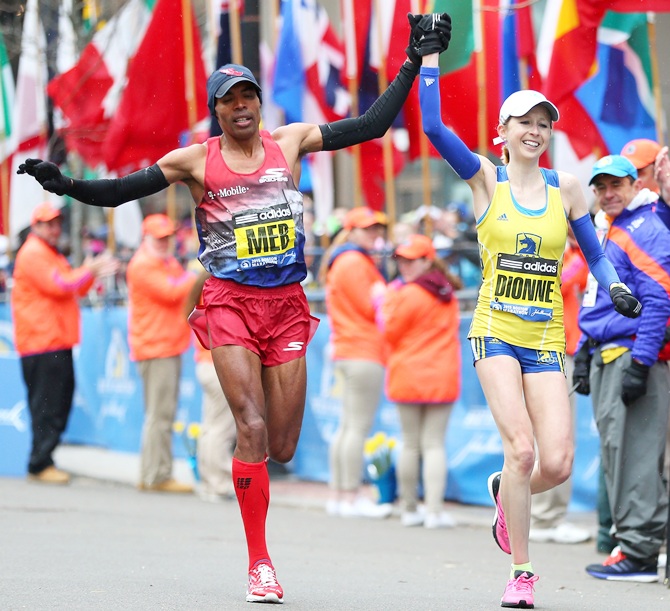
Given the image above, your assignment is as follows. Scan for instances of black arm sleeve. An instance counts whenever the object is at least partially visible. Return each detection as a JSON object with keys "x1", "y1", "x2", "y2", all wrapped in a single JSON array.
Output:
[
  {"x1": 319, "y1": 61, "x2": 419, "y2": 151},
  {"x1": 67, "y1": 164, "x2": 170, "y2": 207}
]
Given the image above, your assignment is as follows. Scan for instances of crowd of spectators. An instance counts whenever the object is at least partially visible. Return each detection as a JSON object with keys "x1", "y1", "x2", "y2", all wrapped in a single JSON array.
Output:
[{"x1": 0, "y1": 197, "x2": 482, "y2": 308}]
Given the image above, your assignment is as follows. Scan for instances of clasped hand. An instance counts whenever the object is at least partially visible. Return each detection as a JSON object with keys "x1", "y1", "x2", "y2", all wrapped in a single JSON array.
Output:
[{"x1": 406, "y1": 12, "x2": 452, "y2": 64}]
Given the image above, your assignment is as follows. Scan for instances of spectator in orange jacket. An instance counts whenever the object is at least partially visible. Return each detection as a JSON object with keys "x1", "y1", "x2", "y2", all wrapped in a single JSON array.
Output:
[
  {"x1": 324, "y1": 206, "x2": 392, "y2": 518},
  {"x1": 380, "y1": 234, "x2": 461, "y2": 529},
  {"x1": 127, "y1": 214, "x2": 197, "y2": 493},
  {"x1": 11, "y1": 202, "x2": 118, "y2": 484}
]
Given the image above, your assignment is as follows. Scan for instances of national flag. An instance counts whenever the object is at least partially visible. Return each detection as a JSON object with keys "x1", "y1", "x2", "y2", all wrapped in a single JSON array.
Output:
[
  {"x1": 342, "y1": 0, "x2": 372, "y2": 85},
  {"x1": 259, "y1": 41, "x2": 284, "y2": 134},
  {"x1": 550, "y1": 11, "x2": 661, "y2": 191},
  {"x1": 577, "y1": 12, "x2": 657, "y2": 154},
  {"x1": 102, "y1": 0, "x2": 210, "y2": 173},
  {"x1": 356, "y1": 0, "x2": 411, "y2": 210},
  {"x1": 540, "y1": 0, "x2": 670, "y2": 159},
  {"x1": 404, "y1": 0, "x2": 501, "y2": 160},
  {"x1": 500, "y1": 0, "x2": 551, "y2": 167},
  {"x1": 57, "y1": 0, "x2": 78, "y2": 75},
  {"x1": 47, "y1": 0, "x2": 155, "y2": 167},
  {"x1": 52, "y1": 0, "x2": 78, "y2": 141},
  {"x1": 0, "y1": 30, "x2": 14, "y2": 236},
  {"x1": 274, "y1": 0, "x2": 349, "y2": 125},
  {"x1": 209, "y1": 1, "x2": 243, "y2": 136},
  {"x1": 274, "y1": 0, "x2": 349, "y2": 224},
  {"x1": 8, "y1": 0, "x2": 54, "y2": 240},
  {"x1": 500, "y1": 0, "x2": 542, "y2": 98}
]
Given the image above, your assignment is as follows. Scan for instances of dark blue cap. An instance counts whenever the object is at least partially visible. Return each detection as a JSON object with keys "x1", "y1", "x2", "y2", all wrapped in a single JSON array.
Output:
[{"x1": 206, "y1": 64, "x2": 262, "y2": 115}]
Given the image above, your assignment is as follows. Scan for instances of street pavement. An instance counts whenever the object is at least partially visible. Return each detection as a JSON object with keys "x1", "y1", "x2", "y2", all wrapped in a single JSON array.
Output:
[{"x1": 1, "y1": 445, "x2": 669, "y2": 610}]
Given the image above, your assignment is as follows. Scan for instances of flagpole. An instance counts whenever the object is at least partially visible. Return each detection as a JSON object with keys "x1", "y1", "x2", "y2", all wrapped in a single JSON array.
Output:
[
  {"x1": 647, "y1": 13, "x2": 665, "y2": 144},
  {"x1": 181, "y1": 0, "x2": 198, "y2": 232},
  {"x1": 1, "y1": 158, "x2": 8, "y2": 238},
  {"x1": 230, "y1": 0, "x2": 243, "y2": 64},
  {"x1": 374, "y1": 0, "x2": 396, "y2": 230},
  {"x1": 342, "y1": 0, "x2": 363, "y2": 208},
  {"x1": 475, "y1": 0, "x2": 488, "y2": 156}
]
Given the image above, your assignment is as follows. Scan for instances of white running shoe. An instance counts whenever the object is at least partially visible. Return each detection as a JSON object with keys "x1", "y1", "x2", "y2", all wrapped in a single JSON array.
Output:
[
  {"x1": 339, "y1": 497, "x2": 393, "y2": 519},
  {"x1": 401, "y1": 510, "x2": 424, "y2": 527},
  {"x1": 325, "y1": 499, "x2": 341, "y2": 516},
  {"x1": 529, "y1": 522, "x2": 591, "y2": 544},
  {"x1": 424, "y1": 511, "x2": 456, "y2": 529}
]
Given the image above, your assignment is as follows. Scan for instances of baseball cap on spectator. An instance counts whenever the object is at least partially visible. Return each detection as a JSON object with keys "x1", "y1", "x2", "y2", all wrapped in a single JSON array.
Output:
[
  {"x1": 344, "y1": 207, "x2": 388, "y2": 230},
  {"x1": 142, "y1": 214, "x2": 175, "y2": 239},
  {"x1": 620, "y1": 138, "x2": 661, "y2": 170},
  {"x1": 207, "y1": 64, "x2": 262, "y2": 115},
  {"x1": 394, "y1": 234, "x2": 436, "y2": 261},
  {"x1": 31, "y1": 202, "x2": 63, "y2": 225},
  {"x1": 499, "y1": 90, "x2": 559, "y2": 124},
  {"x1": 589, "y1": 155, "x2": 638, "y2": 185}
]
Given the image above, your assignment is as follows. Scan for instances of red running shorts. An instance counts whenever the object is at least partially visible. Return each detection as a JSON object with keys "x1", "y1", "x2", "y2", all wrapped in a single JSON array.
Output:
[{"x1": 189, "y1": 277, "x2": 319, "y2": 367}]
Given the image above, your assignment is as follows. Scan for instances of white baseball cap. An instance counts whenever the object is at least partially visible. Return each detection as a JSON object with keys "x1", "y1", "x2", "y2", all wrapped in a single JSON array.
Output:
[{"x1": 499, "y1": 90, "x2": 560, "y2": 124}]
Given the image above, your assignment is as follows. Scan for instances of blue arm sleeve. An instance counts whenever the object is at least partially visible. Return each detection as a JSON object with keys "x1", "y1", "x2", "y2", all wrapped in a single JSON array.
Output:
[
  {"x1": 570, "y1": 213, "x2": 620, "y2": 289},
  {"x1": 419, "y1": 66, "x2": 481, "y2": 180}
]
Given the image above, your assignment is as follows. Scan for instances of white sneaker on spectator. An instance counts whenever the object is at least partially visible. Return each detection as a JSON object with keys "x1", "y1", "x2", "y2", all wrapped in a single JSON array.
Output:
[
  {"x1": 529, "y1": 522, "x2": 591, "y2": 544},
  {"x1": 325, "y1": 499, "x2": 341, "y2": 516},
  {"x1": 340, "y1": 496, "x2": 392, "y2": 519},
  {"x1": 424, "y1": 511, "x2": 456, "y2": 529},
  {"x1": 401, "y1": 510, "x2": 424, "y2": 527},
  {"x1": 658, "y1": 553, "x2": 666, "y2": 569}
]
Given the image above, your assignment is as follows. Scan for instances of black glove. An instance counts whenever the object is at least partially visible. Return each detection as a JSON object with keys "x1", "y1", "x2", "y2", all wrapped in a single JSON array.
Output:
[
  {"x1": 572, "y1": 342, "x2": 592, "y2": 396},
  {"x1": 419, "y1": 14, "x2": 452, "y2": 55},
  {"x1": 609, "y1": 283, "x2": 642, "y2": 319},
  {"x1": 621, "y1": 360, "x2": 650, "y2": 406},
  {"x1": 405, "y1": 14, "x2": 422, "y2": 66},
  {"x1": 17, "y1": 158, "x2": 72, "y2": 196},
  {"x1": 406, "y1": 13, "x2": 451, "y2": 64}
]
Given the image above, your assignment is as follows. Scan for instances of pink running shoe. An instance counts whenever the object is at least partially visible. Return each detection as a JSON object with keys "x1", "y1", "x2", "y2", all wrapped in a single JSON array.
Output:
[
  {"x1": 488, "y1": 471, "x2": 511, "y2": 554},
  {"x1": 246, "y1": 562, "x2": 284, "y2": 604},
  {"x1": 501, "y1": 571, "x2": 539, "y2": 608}
]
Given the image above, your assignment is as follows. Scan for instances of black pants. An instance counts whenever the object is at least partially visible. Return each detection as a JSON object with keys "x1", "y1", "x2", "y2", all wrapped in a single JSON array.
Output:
[{"x1": 21, "y1": 349, "x2": 75, "y2": 474}]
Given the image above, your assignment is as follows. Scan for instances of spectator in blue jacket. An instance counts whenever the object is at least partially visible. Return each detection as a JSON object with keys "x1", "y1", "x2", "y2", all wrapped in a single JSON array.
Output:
[{"x1": 575, "y1": 155, "x2": 670, "y2": 583}]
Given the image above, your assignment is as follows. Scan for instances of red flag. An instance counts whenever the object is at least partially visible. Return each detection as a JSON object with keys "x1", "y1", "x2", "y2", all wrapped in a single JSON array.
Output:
[
  {"x1": 352, "y1": 0, "x2": 412, "y2": 210},
  {"x1": 102, "y1": 0, "x2": 209, "y2": 173},
  {"x1": 47, "y1": 0, "x2": 153, "y2": 167},
  {"x1": 359, "y1": 139, "x2": 405, "y2": 212},
  {"x1": 405, "y1": 0, "x2": 501, "y2": 161}
]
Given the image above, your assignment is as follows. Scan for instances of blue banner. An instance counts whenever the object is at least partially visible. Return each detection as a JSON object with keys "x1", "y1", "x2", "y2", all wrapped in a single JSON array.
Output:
[{"x1": 0, "y1": 304, "x2": 599, "y2": 510}]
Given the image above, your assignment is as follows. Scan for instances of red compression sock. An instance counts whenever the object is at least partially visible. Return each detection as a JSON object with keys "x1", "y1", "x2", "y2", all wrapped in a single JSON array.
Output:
[{"x1": 232, "y1": 457, "x2": 271, "y2": 570}]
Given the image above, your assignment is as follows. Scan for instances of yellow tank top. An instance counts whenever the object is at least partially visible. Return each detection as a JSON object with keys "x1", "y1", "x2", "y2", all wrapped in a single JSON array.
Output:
[{"x1": 468, "y1": 166, "x2": 567, "y2": 352}]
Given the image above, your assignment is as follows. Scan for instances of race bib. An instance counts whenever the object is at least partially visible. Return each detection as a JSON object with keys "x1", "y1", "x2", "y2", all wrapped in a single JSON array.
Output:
[
  {"x1": 233, "y1": 203, "x2": 296, "y2": 268},
  {"x1": 490, "y1": 252, "x2": 558, "y2": 321}
]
